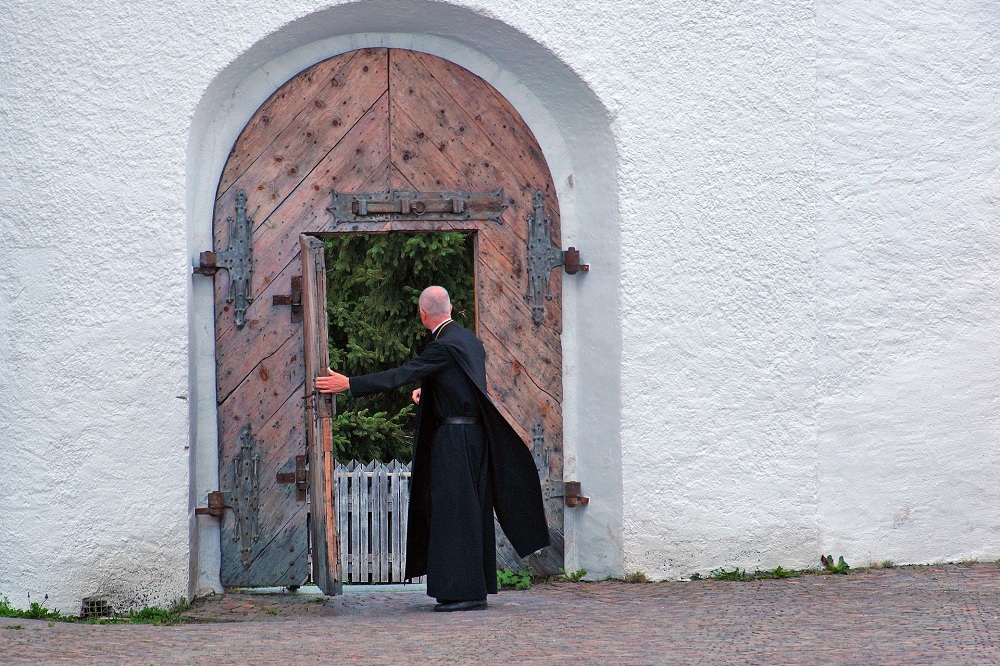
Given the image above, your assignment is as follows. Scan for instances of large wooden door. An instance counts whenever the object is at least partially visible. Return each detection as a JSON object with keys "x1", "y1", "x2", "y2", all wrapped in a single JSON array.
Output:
[{"x1": 209, "y1": 48, "x2": 564, "y2": 587}]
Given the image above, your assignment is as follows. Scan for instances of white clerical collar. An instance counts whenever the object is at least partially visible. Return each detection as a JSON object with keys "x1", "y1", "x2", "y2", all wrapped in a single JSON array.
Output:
[{"x1": 432, "y1": 318, "x2": 453, "y2": 338}]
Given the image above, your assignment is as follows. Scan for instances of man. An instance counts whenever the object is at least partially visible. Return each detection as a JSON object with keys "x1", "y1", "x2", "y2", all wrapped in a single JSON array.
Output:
[{"x1": 316, "y1": 286, "x2": 549, "y2": 612}]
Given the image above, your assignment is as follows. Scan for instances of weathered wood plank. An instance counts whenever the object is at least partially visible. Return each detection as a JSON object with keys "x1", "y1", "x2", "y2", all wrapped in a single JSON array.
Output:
[
  {"x1": 215, "y1": 48, "x2": 389, "y2": 244},
  {"x1": 480, "y1": 326, "x2": 562, "y2": 443},
  {"x1": 300, "y1": 234, "x2": 340, "y2": 594},
  {"x1": 335, "y1": 464, "x2": 348, "y2": 584},
  {"x1": 221, "y1": 502, "x2": 309, "y2": 587},
  {"x1": 237, "y1": 91, "x2": 391, "y2": 269},
  {"x1": 389, "y1": 49, "x2": 541, "y2": 243},
  {"x1": 218, "y1": 50, "x2": 367, "y2": 198},
  {"x1": 351, "y1": 465, "x2": 364, "y2": 583},
  {"x1": 218, "y1": 389, "x2": 306, "y2": 552},
  {"x1": 411, "y1": 51, "x2": 553, "y2": 199},
  {"x1": 399, "y1": 466, "x2": 412, "y2": 581},
  {"x1": 376, "y1": 464, "x2": 389, "y2": 582},
  {"x1": 213, "y1": 91, "x2": 392, "y2": 343},
  {"x1": 388, "y1": 91, "x2": 531, "y2": 243},
  {"x1": 477, "y1": 261, "x2": 563, "y2": 400},
  {"x1": 390, "y1": 461, "x2": 402, "y2": 582},
  {"x1": 217, "y1": 321, "x2": 302, "y2": 431},
  {"x1": 214, "y1": 259, "x2": 302, "y2": 401}
]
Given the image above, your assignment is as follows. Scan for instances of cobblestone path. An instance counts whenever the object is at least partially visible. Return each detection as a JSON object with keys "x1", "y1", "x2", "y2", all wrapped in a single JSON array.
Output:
[{"x1": 1, "y1": 563, "x2": 998, "y2": 664}]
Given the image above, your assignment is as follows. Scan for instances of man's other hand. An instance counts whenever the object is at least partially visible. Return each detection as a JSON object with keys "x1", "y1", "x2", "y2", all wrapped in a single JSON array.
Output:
[
  {"x1": 316, "y1": 368, "x2": 350, "y2": 394},
  {"x1": 411, "y1": 388, "x2": 421, "y2": 404}
]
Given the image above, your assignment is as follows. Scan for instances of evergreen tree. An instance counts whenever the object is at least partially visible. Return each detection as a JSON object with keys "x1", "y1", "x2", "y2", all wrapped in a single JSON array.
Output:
[{"x1": 325, "y1": 232, "x2": 476, "y2": 463}]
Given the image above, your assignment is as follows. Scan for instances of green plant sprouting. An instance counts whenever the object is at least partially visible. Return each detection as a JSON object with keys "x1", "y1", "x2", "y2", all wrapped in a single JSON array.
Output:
[
  {"x1": 558, "y1": 568, "x2": 587, "y2": 582},
  {"x1": 496, "y1": 567, "x2": 532, "y2": 590},
  {"x1": 821, "y1": 554, "x2": 850, "y2": 574}
]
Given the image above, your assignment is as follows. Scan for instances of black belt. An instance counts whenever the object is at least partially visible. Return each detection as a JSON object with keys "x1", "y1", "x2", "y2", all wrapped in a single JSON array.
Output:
[{"x1": 442, "y1": 416, "x2": 479, "y2": 425}]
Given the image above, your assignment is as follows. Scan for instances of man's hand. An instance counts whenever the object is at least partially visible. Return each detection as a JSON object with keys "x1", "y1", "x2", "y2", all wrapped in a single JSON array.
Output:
[
  {"x1": 411, "y1": 388, "x2": 421, "y2": 404},
  {"x1": 315, "y1": 368, "x2": 350, "y2": 394}
]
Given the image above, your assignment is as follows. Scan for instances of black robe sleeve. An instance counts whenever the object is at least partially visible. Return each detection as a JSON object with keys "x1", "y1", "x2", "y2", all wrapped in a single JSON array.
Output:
[{"x1": 348, "y1": 340, "x2": 450, "y2": 396}]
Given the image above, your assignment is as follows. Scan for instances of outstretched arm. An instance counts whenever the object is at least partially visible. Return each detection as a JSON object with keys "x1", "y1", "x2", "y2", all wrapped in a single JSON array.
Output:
[{"x1": 315, "y1": 341, "x2": 451, "y2": 396}]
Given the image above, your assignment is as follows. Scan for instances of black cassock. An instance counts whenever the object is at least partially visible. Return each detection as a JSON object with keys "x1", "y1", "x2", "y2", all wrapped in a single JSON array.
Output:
[{"x1": 349, "y1": 320, "x2": 549, "y2": 601}]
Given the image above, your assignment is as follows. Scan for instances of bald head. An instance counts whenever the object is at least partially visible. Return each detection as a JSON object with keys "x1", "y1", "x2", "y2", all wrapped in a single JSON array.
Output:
[{"x1": 418, "y1": 286, "x2": 452, "y2": 330}]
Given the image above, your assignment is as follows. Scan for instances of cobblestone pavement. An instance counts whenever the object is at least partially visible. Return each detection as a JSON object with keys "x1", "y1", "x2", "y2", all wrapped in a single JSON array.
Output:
[{"x1": 2, "y1": 563, "x2": 999, "y2": 665}]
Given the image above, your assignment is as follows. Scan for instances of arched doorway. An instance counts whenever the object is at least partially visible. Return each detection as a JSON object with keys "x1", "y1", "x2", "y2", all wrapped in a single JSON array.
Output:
[{"x1": 204, "y1": 48, "x2": 565, "y2": 591}]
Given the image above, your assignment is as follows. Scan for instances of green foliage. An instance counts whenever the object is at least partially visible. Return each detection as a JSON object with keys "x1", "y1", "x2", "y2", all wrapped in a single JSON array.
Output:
[
  {"x1": 0, "y1": 595, "x2": 65, "y2": 621},
  {"x1": 496, "y1": 567, "x2": 532, "y2": 590},
  {"x1": 331, "y1": 406, "x2": 415, "y2": 463},
  {"x1": 623, "y1": 571, "x2": 649, "y2": 583},
  {"x1": 755, "y1": 565, "x2": 801, "y2": 579},
  {"x1": 325, "y1": 233, "x2": 475, "y2": 464},
  {"x1": 708, "y1": 567, "x2": 753, "y2": 582},
  {"x1": 702, "y1": 565, "x2": 804, "y2": 581},
  {"x1": 127, "y1": 597, "x2": 189, "y2": 625},
  {"x1": 558, "y1": 568, "x2": 587, "y2": 582},
  {"x1": 821, "y1": 554, "x2": 850, "y2": 574},
  {"x1": 0, "y1": 594, "x2": 190, "y2": 625}
]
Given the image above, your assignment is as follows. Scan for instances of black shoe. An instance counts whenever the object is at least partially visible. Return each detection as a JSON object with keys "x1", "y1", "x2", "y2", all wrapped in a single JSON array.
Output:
[{"x1": 433, "y1": 599, "x2": 488, "y2": 612}]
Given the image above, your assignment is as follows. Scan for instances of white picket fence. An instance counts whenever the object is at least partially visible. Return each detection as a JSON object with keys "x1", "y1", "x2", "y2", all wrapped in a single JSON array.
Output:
[{"x1": 333, "y1": 460, "x2": 425, "y2": 584}]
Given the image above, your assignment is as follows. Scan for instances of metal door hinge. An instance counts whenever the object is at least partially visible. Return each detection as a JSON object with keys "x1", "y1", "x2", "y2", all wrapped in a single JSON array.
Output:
[
  {"x1": 193, "y1": 190, "x2": 255, "y2": 329},
  {"x1": 526, "y1": 190, "x2": 588, "y2": 325},
  {"x1": 193, "y1": 425, "x2": 263, "y2": 568},
  {"x1": 195, "y1": 490, "x2": 227, "y2": 518},
  {"x1": 276, "y1": 454, "x2": 308, "y2": 501},
  {"x1": 272, "y1": 276, "x2": 303, "y2": 323},
  {"x1": 564, "y1": 481, "x2": 589, "y2": 507}
]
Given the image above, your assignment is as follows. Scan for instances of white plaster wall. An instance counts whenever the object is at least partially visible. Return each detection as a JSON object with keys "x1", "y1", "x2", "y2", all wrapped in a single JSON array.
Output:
[
  {"x1": 0, "y1": 1, "x2": 199, "y2": 612},
  {"x1": 618, "y1": 1, "x2": 821, "y2": 578},
  {"x1": 815, "y1": 1, "x2": 1000, "y2": 567}
]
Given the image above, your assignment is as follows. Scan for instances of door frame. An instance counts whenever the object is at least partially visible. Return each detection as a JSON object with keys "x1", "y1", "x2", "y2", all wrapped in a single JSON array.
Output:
[{"x1": 188, "y1": 27, "x2": 623, "y2": 599}]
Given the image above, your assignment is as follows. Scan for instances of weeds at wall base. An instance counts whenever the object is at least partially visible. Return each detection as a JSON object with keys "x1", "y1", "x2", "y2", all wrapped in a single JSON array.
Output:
[{"x1": 0, "y1": 594, "x2": 190, "y2": 625}]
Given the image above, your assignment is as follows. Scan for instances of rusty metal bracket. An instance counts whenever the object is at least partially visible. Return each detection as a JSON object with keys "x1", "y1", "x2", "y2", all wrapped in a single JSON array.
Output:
[
  {"x1": 194, "y1": 190, "x2": 255, "y2": 329},
  {"x1": 526, "y1": 190, "x2": 587, "y2": 326},
  {"x1": 563, "y1": 247, "x2": 589, "y2": 275},
  {"x1": 276, "y1": 454, "x2": 308, "y2": 502},
  {"x1": 195, "y1": 490, "x2": 227, "y2": 518},
  {"x1": 564, "y1": 481, "x2": 590, "y2": 507},
  {"x1": 272, "y1": 276, "x2": 303, "y2": 323},
  {"x1": 327, "y1": 189, "x2": 505, "y2": 227}
]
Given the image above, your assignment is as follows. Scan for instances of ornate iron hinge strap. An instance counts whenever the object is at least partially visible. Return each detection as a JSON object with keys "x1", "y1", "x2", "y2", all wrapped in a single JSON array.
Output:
[
  {"x1": 193, "y1": 424, "x2": 264, "y2": 569},
  {"x1": 531, "y1": 418, "x2": 549, "y2": 479},
  {"x1": 230, "y1": 424, "x2": 263, "y2": 569},
  {"x1": 327, "y1": 189, "x2": 506, "y2": 226},
  {"x1": 193, "y1": 191, "x2": 254, "y2": 328},
  {"x1": 526, "y1": 190, "x2": 589, "y2": 326}
]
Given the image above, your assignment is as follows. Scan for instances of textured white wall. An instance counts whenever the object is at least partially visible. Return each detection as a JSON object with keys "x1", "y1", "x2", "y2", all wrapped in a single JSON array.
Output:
[
  {"x1": 0, "y1": 1, "x2": 204, "y2": 612},
  {"x1": 617, "y1": 1, "x2": 821, "y2": 578},
  {"x1": 2, "y1": 0, "x2": 998, "y2": 611},
  {"x1": 815, "y1": 1, "x2": 1000, "y2": 567}
]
